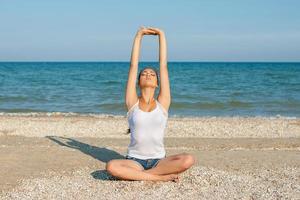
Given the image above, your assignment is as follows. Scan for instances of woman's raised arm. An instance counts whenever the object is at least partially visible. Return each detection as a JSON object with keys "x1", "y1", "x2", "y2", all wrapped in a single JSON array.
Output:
[
  {"x1": 125, "y1": 27, "x2": 156, "y2": 111},
  {"x1": 148, "y1": 27, "x2": 171, "y2": 112}
]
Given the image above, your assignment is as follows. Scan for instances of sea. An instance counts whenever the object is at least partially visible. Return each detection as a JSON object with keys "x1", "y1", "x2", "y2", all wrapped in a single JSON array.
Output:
[{"x1": 0, "y1": 62, "x2": 299, "y2": 118}]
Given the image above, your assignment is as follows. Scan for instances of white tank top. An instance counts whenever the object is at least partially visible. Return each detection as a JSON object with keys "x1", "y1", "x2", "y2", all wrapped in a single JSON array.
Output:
[{"x1": 126, "y1": 99, "x2": 168, "y2": 159}]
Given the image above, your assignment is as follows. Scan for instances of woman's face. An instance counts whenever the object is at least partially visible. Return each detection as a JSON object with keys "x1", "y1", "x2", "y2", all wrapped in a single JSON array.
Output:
[{"x1": 138, "y1": 68, "x2": 158, "y2": 89}]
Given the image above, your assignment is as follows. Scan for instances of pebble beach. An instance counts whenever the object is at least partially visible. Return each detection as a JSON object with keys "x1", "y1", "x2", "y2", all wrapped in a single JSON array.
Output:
[{"x1": 0, "y1": 113, "x2": 299, "y2": 199}]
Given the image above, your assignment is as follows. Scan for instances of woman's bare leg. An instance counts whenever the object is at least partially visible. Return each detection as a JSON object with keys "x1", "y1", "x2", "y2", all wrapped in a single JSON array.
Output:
[
  {"x1": 106, "y1": 159, "x2": 178, "y2": 182},
  {"x1": 144, "y1": 153, "x2": 196, "y2": 175}
]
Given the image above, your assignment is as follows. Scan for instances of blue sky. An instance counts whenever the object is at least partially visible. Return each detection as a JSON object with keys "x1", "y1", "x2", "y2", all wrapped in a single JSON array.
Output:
[{"x1": 0, "y1": 0, "x2": 300, "y2": 61}]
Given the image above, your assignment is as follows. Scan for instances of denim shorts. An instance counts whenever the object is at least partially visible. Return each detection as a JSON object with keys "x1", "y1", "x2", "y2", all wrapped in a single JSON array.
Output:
[{"x1": 125, "y1": 155, "x2": 166, "y2": 170}]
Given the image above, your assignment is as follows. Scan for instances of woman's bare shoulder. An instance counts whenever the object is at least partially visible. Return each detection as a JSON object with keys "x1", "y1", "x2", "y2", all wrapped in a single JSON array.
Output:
[
  {"x1": 126, "y1": 97, "x2": 139, "y2": 112},
  {"x1": 157, "y1": 98, "x2": 169, "y2": 113}
]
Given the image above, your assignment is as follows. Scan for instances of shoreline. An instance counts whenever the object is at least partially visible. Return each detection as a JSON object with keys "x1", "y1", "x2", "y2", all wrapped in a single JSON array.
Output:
[{"x1": 0, "y1": 111, "x2": 299, "y2": 119}]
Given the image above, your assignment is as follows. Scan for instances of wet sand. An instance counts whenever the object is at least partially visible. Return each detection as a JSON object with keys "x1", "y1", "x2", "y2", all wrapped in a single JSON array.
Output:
[{"x1": 0, "y1": 115, "x2": 299, "y2": 199}]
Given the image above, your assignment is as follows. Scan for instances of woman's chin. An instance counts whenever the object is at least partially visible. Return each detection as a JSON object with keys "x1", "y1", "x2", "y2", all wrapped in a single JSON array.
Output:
[{"x1": 140, "y1": 84, "x2": 156, "y2": 89}]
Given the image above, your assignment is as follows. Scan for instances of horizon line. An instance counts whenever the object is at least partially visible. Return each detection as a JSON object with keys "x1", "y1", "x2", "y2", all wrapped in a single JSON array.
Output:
[{"x1": 1, "y1": 60, "x2": 300, "y2": 63}]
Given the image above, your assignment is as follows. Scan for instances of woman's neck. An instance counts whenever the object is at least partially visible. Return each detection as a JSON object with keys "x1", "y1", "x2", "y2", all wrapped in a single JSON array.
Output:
[{"x1": 140, "y1": 88, "x2": 155, "y2": 104}]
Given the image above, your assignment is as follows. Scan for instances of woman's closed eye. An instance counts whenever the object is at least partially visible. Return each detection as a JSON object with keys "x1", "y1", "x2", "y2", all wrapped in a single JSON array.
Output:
[{"x1": 142, "y1": 73, "x2": 155, "y2": 76}]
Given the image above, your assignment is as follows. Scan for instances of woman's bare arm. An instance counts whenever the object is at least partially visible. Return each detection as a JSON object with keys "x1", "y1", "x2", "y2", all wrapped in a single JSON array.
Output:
[
  {"x1": 148, "y1": 27, "x2": 171, "y2": 112},
  {"x1": 125, "y1": 27, "x2": 157, "y2": 111}
]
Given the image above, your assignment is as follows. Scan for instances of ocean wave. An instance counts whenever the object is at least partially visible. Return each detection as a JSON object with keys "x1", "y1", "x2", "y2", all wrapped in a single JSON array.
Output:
[
  {"x1": 0, "y1": 112, "x2": 298, "y2": 119},
  {"x1": 0, "y1": 111, "x2": 125, "y2": 118}
]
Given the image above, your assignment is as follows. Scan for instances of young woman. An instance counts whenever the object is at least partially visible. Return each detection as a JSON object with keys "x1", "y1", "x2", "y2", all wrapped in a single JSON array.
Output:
[{"x1": 106, "y1": 26, "x2": 195, "y2": 182}]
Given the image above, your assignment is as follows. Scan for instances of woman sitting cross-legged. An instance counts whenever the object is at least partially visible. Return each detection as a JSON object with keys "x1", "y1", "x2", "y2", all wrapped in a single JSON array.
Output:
[{"x1": 106, "y1": 26, "x2": 196, "y2": 182}]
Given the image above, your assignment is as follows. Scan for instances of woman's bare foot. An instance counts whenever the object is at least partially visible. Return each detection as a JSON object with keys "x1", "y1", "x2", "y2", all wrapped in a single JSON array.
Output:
[{"x1": 161, "y1": 174, "x2": 179, "y2": 182}]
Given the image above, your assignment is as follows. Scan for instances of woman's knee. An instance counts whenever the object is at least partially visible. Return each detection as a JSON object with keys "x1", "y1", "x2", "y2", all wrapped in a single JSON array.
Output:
[
  {"x1": 181, "y1": 153, "x2": 196, "y2": 169},
  {"x1": 106, "y1": 160, "x2": 119, "y2": 174}
]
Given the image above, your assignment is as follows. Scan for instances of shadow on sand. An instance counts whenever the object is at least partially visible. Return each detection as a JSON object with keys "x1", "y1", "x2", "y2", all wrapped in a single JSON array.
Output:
[{"x1": 46, "y1": 136, "x2": 125, "y2": 181}]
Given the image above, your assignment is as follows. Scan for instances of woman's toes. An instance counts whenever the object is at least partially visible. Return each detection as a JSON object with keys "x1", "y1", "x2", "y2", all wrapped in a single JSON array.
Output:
[
  {"x1": 171, "y1": 174, "x2": 180, "y2": 183},
  {"x1": 161, "y1": 174, "x2": 174, "y2": 182},
  {"x1": 169, "y1": 174, "x2": 179, "y2": 182}
]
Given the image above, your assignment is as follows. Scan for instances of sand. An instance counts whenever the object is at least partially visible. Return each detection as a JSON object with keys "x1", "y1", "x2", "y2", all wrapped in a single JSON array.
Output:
[
  {"x1": 1, "y1": 113, "x2": 300, "y2": 138},
  {"x1": 0, "y1": 114, "x2": 299, "y2": 199}
]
